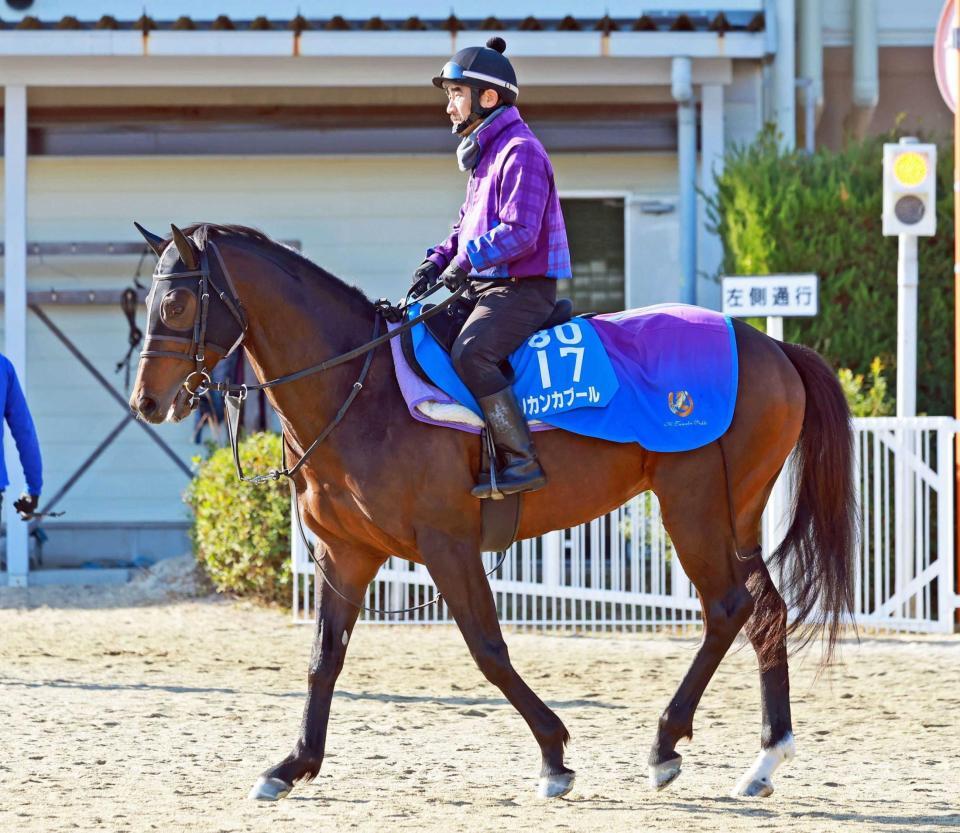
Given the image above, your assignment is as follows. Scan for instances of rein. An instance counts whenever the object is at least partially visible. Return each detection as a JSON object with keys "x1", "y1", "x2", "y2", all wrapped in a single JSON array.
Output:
[{"x1": 141, "y1": 237, "x2": 502, "y2": 616}]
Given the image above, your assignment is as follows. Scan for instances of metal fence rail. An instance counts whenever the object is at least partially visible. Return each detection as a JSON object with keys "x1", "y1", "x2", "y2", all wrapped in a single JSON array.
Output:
[{"x1": 293, "y1": 417, "x2": 959, "y2": 633}]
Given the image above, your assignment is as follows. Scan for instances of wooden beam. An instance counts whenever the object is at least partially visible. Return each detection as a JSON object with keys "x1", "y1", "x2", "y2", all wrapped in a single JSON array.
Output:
[
  {"x1": 0, "y1": 239, "x2": 300, "y2": 256},
  {"x1": 0, "y1": 242, "x2": 147, "y2": 256},
  {"x1": 16, "y1": 289, "x2": 149, "y2": 306},
  {"x1": 16, "y1": 102, "x2": 678, "y2": 127}
]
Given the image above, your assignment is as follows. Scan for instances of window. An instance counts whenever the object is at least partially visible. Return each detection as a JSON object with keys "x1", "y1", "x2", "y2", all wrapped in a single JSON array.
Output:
[{"x1": 556, "y1": 198, "x2": 625, "y2": 315}]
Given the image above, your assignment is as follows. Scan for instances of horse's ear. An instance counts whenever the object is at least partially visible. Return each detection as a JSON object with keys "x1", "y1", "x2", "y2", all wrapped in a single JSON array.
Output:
[
  {"x1": 134, "y1": 221, "x2": 166, "y2": 259},
  {"x1": 170, "y1": 224, "x2": 199, "y2": 270}
]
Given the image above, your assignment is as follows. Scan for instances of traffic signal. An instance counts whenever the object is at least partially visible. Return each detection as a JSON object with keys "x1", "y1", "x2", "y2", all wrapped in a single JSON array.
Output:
[{"x1": 883, "y1": 141, "x2": 937, "y2": 237}]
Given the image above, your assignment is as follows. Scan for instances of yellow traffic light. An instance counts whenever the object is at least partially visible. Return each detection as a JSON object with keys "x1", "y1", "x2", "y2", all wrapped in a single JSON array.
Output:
[
  {"x1": 883, "y1": 141, "x2": 937, "y2": 237},
  {"x1": 892, "y1": 151, "x2": 928, "y2": 188}
]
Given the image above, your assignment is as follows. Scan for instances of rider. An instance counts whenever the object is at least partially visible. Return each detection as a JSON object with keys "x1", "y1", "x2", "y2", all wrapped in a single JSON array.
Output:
[{"x1": 413, "y1": 37, "x2": 572, "y2": 499}]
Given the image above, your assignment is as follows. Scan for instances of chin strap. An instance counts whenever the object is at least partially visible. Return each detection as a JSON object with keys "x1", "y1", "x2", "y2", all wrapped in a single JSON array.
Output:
[{"x1": 452, "y1": 112, "x2": 481, "y2": 136}]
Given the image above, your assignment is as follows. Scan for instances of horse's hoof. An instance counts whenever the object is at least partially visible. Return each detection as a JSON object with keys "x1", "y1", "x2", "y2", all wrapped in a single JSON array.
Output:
[
  {"x1": 731, "y1": 733, "x2": 794, "y2": 798},
  {"x1": 731, "y1": 776, "x2": 774, "y2": 798},
  {"x1": 648, "y1": 755, "x2": 682, "y2": 791},
  {"x1": 537, "y1": 770, "x2": 575, "y2": 799},
  {"x1": 248, "y1": 776, "x2": 293, "y2": 801}
]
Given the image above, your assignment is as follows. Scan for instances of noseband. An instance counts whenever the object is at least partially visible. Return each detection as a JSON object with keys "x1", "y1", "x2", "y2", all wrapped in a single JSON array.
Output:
[{"x1": 139, "y1": 241, "x2": 247, "y2": 407}]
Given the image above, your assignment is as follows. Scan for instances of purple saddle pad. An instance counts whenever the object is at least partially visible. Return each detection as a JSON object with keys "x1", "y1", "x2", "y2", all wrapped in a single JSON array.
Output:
[{"x1": 389, "y1": 303, "x2": 738, "y2": 452}]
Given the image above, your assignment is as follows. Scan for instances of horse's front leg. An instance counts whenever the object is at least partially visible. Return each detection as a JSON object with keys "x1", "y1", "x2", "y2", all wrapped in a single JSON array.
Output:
[
  {"x1": 418, "y1": 527, "x2": 574, "y2": 799},
  {"x1": 249, "y1": 543, "x2": 385, "y2": 801}
]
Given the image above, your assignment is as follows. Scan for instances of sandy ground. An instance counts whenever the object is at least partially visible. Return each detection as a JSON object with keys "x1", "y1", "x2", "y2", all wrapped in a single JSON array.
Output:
[{"x1": 1, "y1": 566, "x2": 958, "y2": 833}]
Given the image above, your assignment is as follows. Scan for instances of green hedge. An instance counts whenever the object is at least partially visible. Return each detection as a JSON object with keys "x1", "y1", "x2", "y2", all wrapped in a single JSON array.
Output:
[
  {"x1": 184, "y1": 432, "x2": 291, "y2": 606},
  {"x1": 707, "y1": 126, "x2": 953, "y2": 415}
]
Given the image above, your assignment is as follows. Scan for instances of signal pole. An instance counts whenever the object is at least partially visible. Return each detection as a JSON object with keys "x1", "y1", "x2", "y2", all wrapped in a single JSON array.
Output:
[{"x1": 897, "y1": 230, "x2": 919, "y2": 418}]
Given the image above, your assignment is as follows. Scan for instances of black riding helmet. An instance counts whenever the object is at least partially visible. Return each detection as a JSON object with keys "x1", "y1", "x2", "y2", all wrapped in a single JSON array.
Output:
[{"x1": 433, "y1": 37, "x2": 518, "y2": 134}]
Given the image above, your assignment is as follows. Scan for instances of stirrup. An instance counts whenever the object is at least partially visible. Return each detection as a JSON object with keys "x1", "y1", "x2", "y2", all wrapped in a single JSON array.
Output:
[{"x1": 474, "y1": 427, "x2": 505, "y2": 500}]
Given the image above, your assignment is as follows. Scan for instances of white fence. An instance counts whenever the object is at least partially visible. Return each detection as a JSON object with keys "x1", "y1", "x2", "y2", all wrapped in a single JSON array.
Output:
[{"x1": 293, "y1": 417, "x2": 959, "y2": 634}]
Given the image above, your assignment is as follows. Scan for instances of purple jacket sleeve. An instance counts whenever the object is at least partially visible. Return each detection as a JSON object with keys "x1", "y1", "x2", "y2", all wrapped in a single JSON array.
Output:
[
  {"x1": 463, "y1": 144, "x2": 550, "y2": 273},
  {"x1": 426, "y1": 199, "x2": 467, "y2": 271}
]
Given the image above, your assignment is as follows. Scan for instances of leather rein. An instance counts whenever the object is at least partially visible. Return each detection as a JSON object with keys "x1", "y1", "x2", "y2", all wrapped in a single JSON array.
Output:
[{"x1": 139, "y1": 239, "x2": 498, "y2": 616}]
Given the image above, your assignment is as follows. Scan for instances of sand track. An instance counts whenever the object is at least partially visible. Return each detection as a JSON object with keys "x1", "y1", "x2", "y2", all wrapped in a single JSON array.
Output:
[{"x1": 1, "y1": 582, "x2": 958, "y2": 833}]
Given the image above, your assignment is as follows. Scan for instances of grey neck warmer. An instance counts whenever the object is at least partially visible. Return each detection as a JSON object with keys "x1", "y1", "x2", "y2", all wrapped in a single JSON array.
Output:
[{"x1": 456, "y1": 106, "x2": 508, "y2": 172}]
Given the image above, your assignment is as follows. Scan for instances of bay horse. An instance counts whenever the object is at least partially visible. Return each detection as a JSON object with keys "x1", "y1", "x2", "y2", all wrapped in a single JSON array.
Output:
[{"x1": 129, "y1": 222, "x2": 856, "y2": 802}]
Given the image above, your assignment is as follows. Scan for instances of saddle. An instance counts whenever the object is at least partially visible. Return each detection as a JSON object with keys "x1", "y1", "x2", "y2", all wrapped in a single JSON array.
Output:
[{"x1": 401, "y1": 296, "x2": 575, "y2": 389}]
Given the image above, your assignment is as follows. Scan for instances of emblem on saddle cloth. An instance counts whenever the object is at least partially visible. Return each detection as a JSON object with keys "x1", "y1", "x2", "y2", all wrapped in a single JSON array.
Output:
[{"x1": 667, "y1": 390, "x2": 694, "y2": 417}]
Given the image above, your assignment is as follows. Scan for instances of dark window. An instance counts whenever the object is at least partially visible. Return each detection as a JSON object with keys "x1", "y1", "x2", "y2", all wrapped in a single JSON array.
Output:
[{"x1": 556, "y1": 198, "x2": 625, "y2": 315}]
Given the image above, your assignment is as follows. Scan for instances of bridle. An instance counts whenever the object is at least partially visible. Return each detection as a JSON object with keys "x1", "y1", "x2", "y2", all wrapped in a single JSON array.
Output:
[
  {"x1": 139, "y1": 241, "x2": 248, "y2": 409},
  {"x1": 139, "y1": 232, "x2": 492, "y2": 616}
]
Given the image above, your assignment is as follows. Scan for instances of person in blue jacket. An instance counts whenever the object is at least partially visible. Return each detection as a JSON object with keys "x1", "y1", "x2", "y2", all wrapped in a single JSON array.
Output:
[{"x1": 0, "y1": 353, "x2": 42, "y2": 520}]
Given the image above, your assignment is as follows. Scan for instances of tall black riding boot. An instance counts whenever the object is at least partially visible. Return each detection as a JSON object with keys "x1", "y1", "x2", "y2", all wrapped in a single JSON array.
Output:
[{"x1": 472, "y1": 388, "x2": 547, "y2": 499}]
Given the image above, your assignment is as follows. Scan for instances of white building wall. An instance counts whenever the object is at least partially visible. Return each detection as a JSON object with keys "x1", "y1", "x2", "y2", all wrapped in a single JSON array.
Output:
[{"x1": 0, "y1": 151, "x2": 681, "y2": 530}]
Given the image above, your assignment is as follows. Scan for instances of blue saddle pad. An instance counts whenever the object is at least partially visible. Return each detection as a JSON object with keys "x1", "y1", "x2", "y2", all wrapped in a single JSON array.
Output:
[
  {"x1": 408, "y1": 301, "x2": 619, "y2": 419},
  {"x1": 408, "y1": 302, "x2": 738, "y2": 452}
]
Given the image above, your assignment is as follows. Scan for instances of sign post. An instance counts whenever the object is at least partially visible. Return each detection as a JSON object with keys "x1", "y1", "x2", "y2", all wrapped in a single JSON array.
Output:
[{"x1": 722, "y1": 274, "x2": 819, "y2": 556}]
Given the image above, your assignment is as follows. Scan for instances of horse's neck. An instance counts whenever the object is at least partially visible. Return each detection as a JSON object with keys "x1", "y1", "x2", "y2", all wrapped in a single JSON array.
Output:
[{"x1": 226, "y1": 242, "x2": 378, "y2": 456}]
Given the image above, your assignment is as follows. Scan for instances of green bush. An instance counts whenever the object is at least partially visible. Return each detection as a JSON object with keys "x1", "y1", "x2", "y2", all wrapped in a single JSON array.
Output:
[
  {"x1": 708, "y1": 126, "x2": 953, "y2": 415},
  {"x1": 838, "y1": 356, "x2": 895, "y2": 417},
  {"x1": 184, "y1": 431, "x2": 291, "y2": 605}
]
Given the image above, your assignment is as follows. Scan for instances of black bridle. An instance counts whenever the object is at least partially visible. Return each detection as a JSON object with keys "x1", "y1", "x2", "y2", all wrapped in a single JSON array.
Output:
[
  {"x1": 140, "y1": 242, "x2": 249, "y2": 407},
  {"x1": 139, "y1": 235, "x2": 490, "y2": 616}
]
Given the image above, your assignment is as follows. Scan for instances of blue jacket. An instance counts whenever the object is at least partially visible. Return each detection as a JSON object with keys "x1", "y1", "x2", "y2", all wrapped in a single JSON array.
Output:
[{"x1": 0, "y1": 354, "x2": 42, "y2": 495}]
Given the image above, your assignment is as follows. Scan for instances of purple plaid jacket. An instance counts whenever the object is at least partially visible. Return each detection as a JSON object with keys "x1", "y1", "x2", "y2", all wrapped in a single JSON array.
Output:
[{"x1": 426, "y1": 108, "x2": 572, "y2": 280}]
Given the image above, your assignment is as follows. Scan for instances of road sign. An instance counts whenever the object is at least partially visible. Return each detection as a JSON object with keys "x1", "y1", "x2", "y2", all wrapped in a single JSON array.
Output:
[
  {"x1": 935, "y1": 0, "x2": 957, "y2": 113},
  {"x1": 883, "y1": 140, "x2": 937, "y2": 237},
  {"x1": 721, "y1": 274, "x2": 818, "y2": 318}
]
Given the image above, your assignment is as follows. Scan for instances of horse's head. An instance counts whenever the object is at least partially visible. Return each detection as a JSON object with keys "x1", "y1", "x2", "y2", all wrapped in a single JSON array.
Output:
[{"x1": 129, "y1": 223, "x2": 246, "y2": 424}]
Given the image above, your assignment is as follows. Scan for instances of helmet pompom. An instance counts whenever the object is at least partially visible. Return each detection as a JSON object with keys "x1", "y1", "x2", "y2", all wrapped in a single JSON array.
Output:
[{"x1": 486, "y1": 36, "x2": 507, "y2": 54}]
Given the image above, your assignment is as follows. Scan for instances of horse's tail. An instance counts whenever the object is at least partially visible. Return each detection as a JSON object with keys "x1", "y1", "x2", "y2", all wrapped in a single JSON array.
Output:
[{"x1": 770, "y1": 341, "x2": 858, "y2": 665}]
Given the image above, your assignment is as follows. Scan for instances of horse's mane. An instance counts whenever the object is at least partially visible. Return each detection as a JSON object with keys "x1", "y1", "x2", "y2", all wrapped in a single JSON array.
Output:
[{"x1": 179, "y1": 223, "x2": 374, "y2": 313}]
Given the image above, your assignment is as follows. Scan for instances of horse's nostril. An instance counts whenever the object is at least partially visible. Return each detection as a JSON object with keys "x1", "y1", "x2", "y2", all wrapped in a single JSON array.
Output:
[{"x1": 138, "y1": 395, "x2": 158, "y2": 417}]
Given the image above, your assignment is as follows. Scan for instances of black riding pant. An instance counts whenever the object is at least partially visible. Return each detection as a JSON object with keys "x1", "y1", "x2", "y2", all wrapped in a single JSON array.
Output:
[{"x1": 451, "y1": 276, "x2": 557, "y2": 399}]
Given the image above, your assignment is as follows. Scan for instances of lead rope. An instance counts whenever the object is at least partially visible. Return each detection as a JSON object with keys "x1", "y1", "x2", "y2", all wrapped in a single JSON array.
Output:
[{"x1": 114, "y1": 287, "x2": 143, "y2": 390}]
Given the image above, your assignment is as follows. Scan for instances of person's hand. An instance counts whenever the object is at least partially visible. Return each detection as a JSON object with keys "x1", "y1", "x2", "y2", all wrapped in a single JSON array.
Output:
[
  {"x1": 14, "y1": 493, "x2": 39, "y2": 520},
  {"x1": 441, "y1": 263, "x2": 469, "y2": 292},
  {"x1": 411, "y1": 260, "x2": 440, "y2": 295}
]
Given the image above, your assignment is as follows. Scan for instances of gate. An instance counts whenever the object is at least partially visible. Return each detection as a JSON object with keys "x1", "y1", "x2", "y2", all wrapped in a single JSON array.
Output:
[
  {"x1": 851, "y1": 417, "x2": 956, "y2": 632},
  {"x1": 292, "y1": 417, "x2": 959, "y2": 633}
]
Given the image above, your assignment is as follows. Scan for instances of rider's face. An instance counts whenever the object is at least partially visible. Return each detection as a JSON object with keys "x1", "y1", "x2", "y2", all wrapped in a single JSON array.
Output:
[{"x1": 443, "y1": 83, "x2": 472, "y2": 126}]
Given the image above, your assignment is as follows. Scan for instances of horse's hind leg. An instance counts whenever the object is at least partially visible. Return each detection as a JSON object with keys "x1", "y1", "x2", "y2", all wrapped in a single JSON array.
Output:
[
  {"x1": 732, "y1": 558, "x2": 795, "y2": 797},
  {"x1": 647, "y1": 448, "x2": 758, "y2": 791},
  {"x1": 418, "y1": 528, "x2": 574, "y2": 799},
  {"x1": 646, "y1": 575, "x2": 755, "y2": 790}
]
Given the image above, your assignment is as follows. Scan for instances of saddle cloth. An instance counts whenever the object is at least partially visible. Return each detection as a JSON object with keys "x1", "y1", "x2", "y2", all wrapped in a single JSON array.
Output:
[{"x1": 389, "y1": 302, "x2": 738, "y2": 453}]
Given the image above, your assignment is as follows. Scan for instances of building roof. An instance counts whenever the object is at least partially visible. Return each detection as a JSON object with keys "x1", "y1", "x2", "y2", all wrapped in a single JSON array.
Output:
[{"x1": 0, "y1": 11, "x2": 765, "y2": 34}]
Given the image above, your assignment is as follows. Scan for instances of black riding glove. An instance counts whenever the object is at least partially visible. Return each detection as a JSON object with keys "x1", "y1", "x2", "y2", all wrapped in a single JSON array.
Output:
[
  {"x1": 14, "y1": 493, "x2": 39, "y2": 520},
  {"x1": 441, "y1": 263, "x2": 469, "y2": 292},
  {"x1": 411, "y1": 259, "x2": 440, "y2": 295}
]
